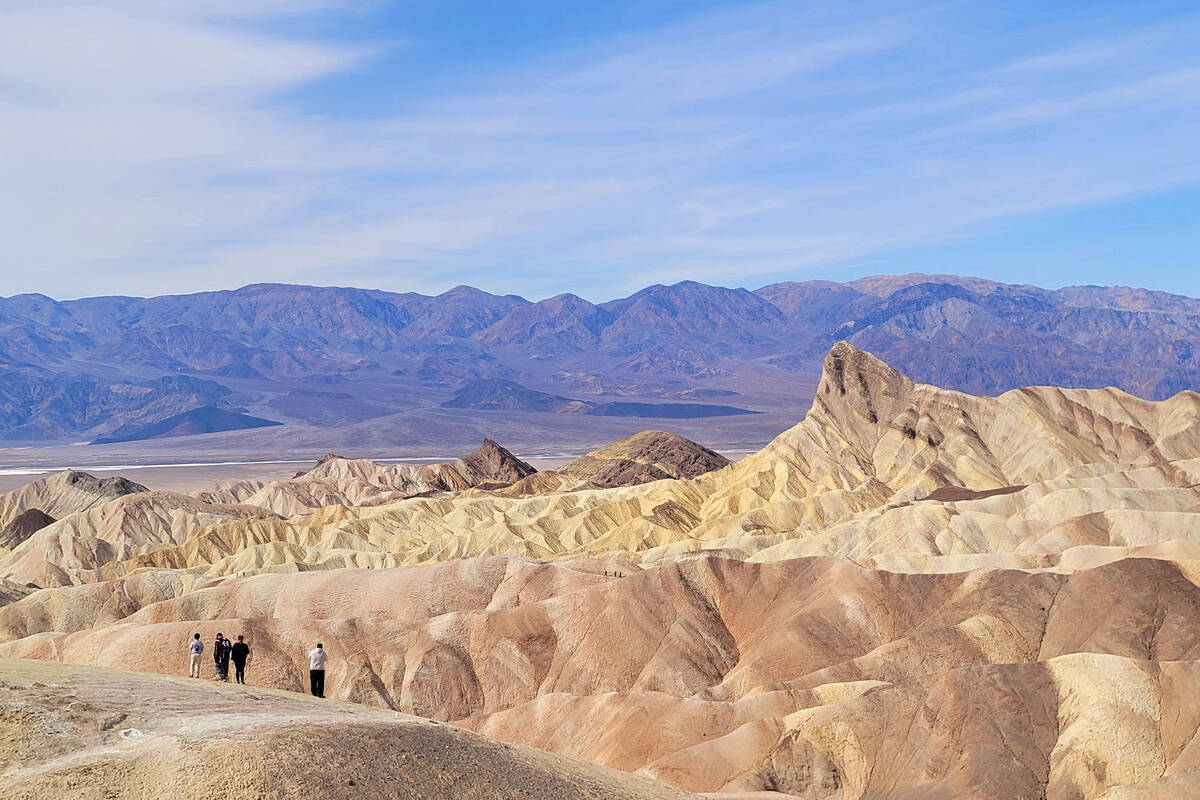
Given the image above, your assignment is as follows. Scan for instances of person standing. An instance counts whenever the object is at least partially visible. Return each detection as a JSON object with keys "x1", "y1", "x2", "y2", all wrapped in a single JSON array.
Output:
[
  {"x1": 213, "y1": 633, "x2": 225, "y2": 680},
  {"x1": 231, "y1": 635, "x2": 250, "y2": 685},
  {"x1": 220, "y1": 635, "x2": 233, "y2": 681},
  {"x1": 188, "y1": 633, "x2": 204, "y2": 678},
  {"x1": 308, "y1": 642, "x2": 327, "y2": 698}
]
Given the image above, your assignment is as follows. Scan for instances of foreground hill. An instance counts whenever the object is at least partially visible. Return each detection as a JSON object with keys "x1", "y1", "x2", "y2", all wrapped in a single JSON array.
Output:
[
  {"x1": 2, "y1": 274, "x2": 1199, "y2": 445},
  {"x1": 0, "y1": 658, "x2": 696, "y2": 800}
]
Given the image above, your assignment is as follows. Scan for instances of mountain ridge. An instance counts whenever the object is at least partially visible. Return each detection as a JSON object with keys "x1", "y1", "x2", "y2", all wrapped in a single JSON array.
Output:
[{"x1": 2, "y1": 274, "x2": 1199, "y2": 445}]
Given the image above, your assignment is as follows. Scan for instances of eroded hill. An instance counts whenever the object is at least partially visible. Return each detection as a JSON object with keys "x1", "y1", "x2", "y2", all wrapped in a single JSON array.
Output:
[
  {"x1": 3, "y1": 342, "x2": 1200, "y2": 799},
  {"x1": 8, "y1": 341, "x2": 1193, "y2": 587}
]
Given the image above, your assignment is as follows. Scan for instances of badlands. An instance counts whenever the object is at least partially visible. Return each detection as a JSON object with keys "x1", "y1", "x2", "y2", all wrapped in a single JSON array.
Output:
[{"x1": 3, "y1": 342, "x2": 1200, "y2": 798}]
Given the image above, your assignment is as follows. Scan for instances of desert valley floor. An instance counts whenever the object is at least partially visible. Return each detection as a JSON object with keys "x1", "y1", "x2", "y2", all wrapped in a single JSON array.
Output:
[{"x1": 4, "y1": 342, "x2": 1200, "y2": 799}]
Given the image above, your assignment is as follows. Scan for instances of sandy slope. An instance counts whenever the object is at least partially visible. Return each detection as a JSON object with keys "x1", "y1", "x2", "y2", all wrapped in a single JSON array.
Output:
[{"x1": 0, "y1": 658, "x2": 699, "y2": 800}]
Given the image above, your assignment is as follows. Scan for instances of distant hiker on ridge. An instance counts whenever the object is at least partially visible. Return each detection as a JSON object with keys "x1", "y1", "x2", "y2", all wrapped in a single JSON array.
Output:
[
  {"x1": 231, "y1": 635, "x2": 250, "y2": 685},
  {"x1": 308, "y1": 642, "x2": 327, "y2": 698},
  {"x1": 188, "y1": 633, "x2": 204, "y2": 678}
]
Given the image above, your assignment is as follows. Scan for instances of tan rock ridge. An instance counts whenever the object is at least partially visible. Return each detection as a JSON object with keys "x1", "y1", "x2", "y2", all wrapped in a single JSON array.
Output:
[
  {"x1": 196, "y1": 437, "x2": 536, "y2": 516},
  {"x1": 0, "y1": 470, "x2": 147, "y2": 530},
  {"x1": 6, "y1": 342, "x2": 1200, "y2": 588},
  {"x1": 0, "y1": 491, "x2": 280, "y2": 588}
]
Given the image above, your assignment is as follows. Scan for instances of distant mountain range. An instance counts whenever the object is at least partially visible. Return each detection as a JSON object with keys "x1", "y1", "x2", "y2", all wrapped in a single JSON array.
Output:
[{"x1": 1, "y1": 274, "x2": 1198, "y2": 444}]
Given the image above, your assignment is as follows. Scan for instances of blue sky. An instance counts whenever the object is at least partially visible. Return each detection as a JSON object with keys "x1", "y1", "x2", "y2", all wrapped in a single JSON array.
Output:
[{"x1": 1, "y1": 0, "x2": 1198, "y2": 301}]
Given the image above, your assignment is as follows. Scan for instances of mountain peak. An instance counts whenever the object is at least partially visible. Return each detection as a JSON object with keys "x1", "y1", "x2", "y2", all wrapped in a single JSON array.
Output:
[
  {"x1": 51, "y1": 470, "x2": 149, "y2": 497},
  {"x1": 559, "y1": 429, "x2": 730, "y2": 487},
  {"x1": 457, "y1": 438, "x2": 537, "y2": 483},
  {"x1": 438, "y1": 285, "x2": 529, "y2": 304},
  {"x1": 820, "y1": 342, "x2": 907, "y2": 403}
]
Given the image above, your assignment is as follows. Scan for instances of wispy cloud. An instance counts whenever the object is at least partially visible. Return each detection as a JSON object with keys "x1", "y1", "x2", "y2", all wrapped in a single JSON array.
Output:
[{"x1": 0, "y1": 1, "x2": 1198, "y2": 300}]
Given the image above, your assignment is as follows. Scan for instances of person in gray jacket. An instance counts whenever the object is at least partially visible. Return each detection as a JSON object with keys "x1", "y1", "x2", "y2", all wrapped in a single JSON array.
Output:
[{"x1": 188, "y1": 633, "x2": 204, "y2": 678}]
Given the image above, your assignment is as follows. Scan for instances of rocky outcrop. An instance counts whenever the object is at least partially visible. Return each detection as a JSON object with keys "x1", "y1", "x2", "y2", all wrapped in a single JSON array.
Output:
[
  {"x1": 558, "y1": 430, "x2": 731, "y2": 487},
  {"x1": 0, "y1": 508, "x2": 54, "y2": 550},
  {"x1": 450, "y1": 438, "x2": 538, "y2": 485},
  {"x1": 198, "y1": 439, "x2": 537, "y2": 518},
  {"x1": 0, "y1": 471, "x2": 147, "y2": 530}
]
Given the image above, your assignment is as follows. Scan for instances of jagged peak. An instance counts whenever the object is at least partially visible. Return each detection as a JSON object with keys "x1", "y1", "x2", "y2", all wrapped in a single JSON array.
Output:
[
  {"x1": 819, "y1": 343, "x2": 909, "y2": 404},
  {"x1": 478, "y1": 437, "x2": 504, "y2": 452},
  {"x1": 474, "y1": 437, "x2": 525, "y2": 462},
  {"x1": 460, "y1": 439, "x2": 537, "y2": 480}
]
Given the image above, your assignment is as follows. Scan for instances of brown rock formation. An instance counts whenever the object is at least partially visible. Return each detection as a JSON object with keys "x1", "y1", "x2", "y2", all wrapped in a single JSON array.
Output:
[
  {"x1": 558, "y1": 430, "x2": 731, "y2": 487},
  {"x1": 0, "y1": 470, "x2": 146, "y2": 530},
  {"x1": 196, "y1": 438, "x2": 535, "y2": 516},
  {"x1": 0, "y1": 508, "x2": 54, "y2": 550}
]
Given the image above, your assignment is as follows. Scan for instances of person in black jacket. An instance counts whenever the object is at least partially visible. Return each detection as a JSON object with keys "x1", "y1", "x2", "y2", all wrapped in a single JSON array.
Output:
[
  {"x1": 220, "y1": 636, "x2": 233, "y2": 680},
  {"x1": 213, "y1": 632, "x2": 225, "y2": 680},
  {"x1": 213, "y1": 634, "x2": 232, "y2": 681},
  {"x1": 230, "y1": 635, "x2": 251, "y2": 685}
]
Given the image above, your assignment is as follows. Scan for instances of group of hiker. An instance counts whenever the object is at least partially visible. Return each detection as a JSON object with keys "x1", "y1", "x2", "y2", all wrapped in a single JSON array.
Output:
[{"x1": 188, "y1": 633, "x2": 328, "y2": 697}]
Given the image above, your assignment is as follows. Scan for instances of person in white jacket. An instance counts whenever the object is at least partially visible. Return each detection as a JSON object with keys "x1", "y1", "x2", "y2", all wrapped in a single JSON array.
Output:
[
  {"x1": 308, "y1": 643, "x2": 327, "y2": 698},
  {"x1": 188, "y1": 633, "x2": 204, "y2": 678}
]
